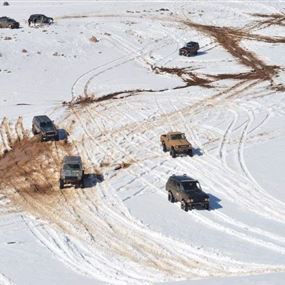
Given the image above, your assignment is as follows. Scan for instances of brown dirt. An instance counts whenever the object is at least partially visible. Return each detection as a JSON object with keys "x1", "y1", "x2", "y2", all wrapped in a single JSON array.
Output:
[
  {"x1": 0, "y1": 137, "x2": 73, "y2": 209},
  {"x1": 151, "y1": 65, "x2": 212, "y2": 88},
  {"x1": 65, "y1": 16, "x2": 285, "y2": 107},
  {"x1": 182, "y1": 20, "x2": 284, "y2": 91},
  {"x1": 89, "y1": 36, "x2": 99, "y2": 43},
  {"x1": 250, "y1": 13, "x2": 285, "y2": 28},
  {"x1": 63, "y1": 88, "x2": 169, "y2": 107}
]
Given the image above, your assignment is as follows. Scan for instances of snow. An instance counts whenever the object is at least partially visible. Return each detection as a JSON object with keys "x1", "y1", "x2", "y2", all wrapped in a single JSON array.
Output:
[{"x1": 0, "y1": 1, "x2": 285, "y2": 284}]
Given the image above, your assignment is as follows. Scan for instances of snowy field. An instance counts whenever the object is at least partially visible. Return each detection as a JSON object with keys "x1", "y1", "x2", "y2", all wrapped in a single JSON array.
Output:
[{"x1": 0, "y1": 0, "x2": 285, "y2": 284}]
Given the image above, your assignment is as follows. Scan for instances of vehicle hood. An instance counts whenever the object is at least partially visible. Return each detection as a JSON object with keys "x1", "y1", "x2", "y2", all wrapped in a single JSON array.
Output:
[
  {"x1": 42, "y1": 126, "x2": 56, "y2": 133},
  {"x1": 63, "y1": 170, "x2": 82, "y2": 177},
  {"x1": 174, "y1": 139, "x2": 191, "y2": 147}
]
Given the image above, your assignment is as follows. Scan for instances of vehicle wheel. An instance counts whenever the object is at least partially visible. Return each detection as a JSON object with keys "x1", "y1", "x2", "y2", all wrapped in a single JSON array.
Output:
[
  {"x1": 181, "y1": 200, "x2": 188, "y2": 212},
  {"x1": 170, "y1": 148, "x2": 176, "y2": 158},
  {"x1": 162, "y1": 143, "x2": 167, "y2": 152},
  {"x1": 179, "y1": 50, "x2": 182, "y2": 56},
  {"x1": 80, "y1": 178, "x2": 85, "y2": 188},
  {"x1": 188, "y1": 149, "x2": 193, "y2": 157},
  {"x1": 168, "y1": 192, "x2": 175, "y2": 203},
  {"x1": 206, "y1": 203, "x2": 210, "y2": 210},
  {"x1": 32, "y1": 127, "x2": 37, "y2": 135},
  {"x1": 59, "y1": 179, "x2": 64, "y2": 189}
]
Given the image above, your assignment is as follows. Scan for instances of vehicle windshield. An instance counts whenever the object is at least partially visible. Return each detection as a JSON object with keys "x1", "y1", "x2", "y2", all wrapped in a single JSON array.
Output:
[
  {"x1": 40, "y1": 121, "x2": 53, "y2": 128},
  {"x1": 171, "y1": 134, "x2": 185, "y2": 140},
  {"x1": 181, "y1": 181, "x2": 201, "y2": 192},
  {"x1": 63, "y1": 164, "x2": 81, "y2": 170}
]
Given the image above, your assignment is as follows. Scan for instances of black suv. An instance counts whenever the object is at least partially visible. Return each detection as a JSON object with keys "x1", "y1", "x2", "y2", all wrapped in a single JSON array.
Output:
[
  {"x1": 166, "y1": 174, "x2": 210, "y2": 211},
  {"x1": 32, "y1": 115, "x2": 58, "y2": 141},
  {"x1": 0, "y1": 16, "x2": 19, "y2": 29},
  {"x1": 28, "y1": 14, "x2": 54, "y2": 26},
  {"x1": 179, "y1": 41, "x2": 199, "y2": 57}
]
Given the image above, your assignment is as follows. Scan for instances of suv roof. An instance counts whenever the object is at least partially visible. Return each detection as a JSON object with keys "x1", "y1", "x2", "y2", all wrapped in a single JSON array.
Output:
[
  {"x1": 170, "y1": 174, "x2": 197, "y2": 183},
  {"x1": 0, "y1": 16, "x2": 15, "y2": 22},
  {"x1": 185, "y1": 41, "x2": 199, "y2": 47},
  {"x1": 30, "y1": 14, "x2": 47, "y2": 17},
  {"x1": 63, "y1": 156, "x2": 82, "y2": 164},
  {"x1": 34, "y1": 115, "x2": 52, "y2": 123}
]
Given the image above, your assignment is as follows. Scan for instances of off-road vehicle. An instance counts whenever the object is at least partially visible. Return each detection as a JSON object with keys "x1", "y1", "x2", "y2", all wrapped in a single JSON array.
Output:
[
  {"x1": 179, "y1": 41, "x2": 199, "y2": 57},
  {"x1": 59, "y1": 156, "x2": 85, "y2": 189},
  {"x1": 28, "y1": 14, "x2": 54, "y2": 26},
  {"x1": 0, "y1": 16, "x2": 19, "y2": 29},
  {"x1": 160, "y1": 132, "x2": 193, "y2": 157},
  {"x1": 166, "y1": 174, "x2": 210, "y2": 211},
  {"x1": 32, "y1": 115, "x2": 58, "y2": 141}
]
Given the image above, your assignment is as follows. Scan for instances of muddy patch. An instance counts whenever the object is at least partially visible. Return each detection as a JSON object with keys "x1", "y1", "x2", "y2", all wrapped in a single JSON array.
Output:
[
  {"x1": 0, "y1": 137, "x2": 74, "y2": 213},
  {"x1": 183, "y1": 20, "x2": 284, "y2": 90},
  {"x1": 151, "y1": 65, "x2": 212, "y2": 88},
  {"x1": 250, "y1": 13, "x2": 285, "y2": 28}
]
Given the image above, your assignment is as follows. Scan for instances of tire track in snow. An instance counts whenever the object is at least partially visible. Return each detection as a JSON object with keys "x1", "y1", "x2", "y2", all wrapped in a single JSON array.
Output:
[
  {"x1": 67, "y1": 105, "x2": 284, "y2": 280},
  {"x1": 75, "y1": 95, "x2": 285, "y2": 264}
]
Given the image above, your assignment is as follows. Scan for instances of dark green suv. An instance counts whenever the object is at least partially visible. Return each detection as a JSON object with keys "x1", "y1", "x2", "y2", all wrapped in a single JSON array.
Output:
[{"x1": 166, "y1": 174, "x2": 210, "y2": 211}]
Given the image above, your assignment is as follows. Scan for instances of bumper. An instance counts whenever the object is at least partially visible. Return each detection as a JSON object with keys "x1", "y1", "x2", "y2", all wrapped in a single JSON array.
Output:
[
  {"x1": 188, "y1": 202, "x2": 209, "y2": 208},
  {"x1": 175, "y1": 148, "x2": 191, "y2": 154},
  {"x1": 63, "y1": 177, "x2": 81, "y2": 184},
  {"x1": 42, "y1": 133, "x2": 58, "y2": 141}
]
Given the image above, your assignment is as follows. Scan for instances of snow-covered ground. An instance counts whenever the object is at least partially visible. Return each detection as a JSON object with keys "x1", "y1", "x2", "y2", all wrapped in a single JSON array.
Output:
[{"x1": 0, "y1": 1, "x2": 285, "y2": 284}]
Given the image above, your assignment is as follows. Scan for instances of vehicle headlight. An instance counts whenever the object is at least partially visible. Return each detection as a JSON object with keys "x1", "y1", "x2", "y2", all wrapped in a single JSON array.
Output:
[
  {"x1": 187, "y1": 199, "x2": 193, "y2": 203},
  {"x1": 205, "y1": 198, "x2": 209, "y2": 201}
]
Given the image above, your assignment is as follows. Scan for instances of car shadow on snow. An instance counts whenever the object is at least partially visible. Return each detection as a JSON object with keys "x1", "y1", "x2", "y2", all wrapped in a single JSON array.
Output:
[
  {"x1": 82, "y1": 173, "x2": 104, "y2": 188},
  {"x1": 192, "y1": 147, "x2": 203, "y2": 156},
  {"x1": 196, "y1": 51, "x2": 207, "y2": 56},
  {"x1": 208, "y1": 193, "x2": 222, "y2": 210}
]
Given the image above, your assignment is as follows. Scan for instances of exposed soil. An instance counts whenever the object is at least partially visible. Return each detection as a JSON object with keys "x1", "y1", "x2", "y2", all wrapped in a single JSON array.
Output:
[
  {"x1": 0, "y1": 137, "x2": 73, "y2": 208},
  {"x1": 64, "y1": 88, "x2": 169, "y2": 107},
  {"x1": 182, "y1": 20, "x2": 285, "y2": 92},
  {"x1": 65, "y1": 16, "x2": 284, "y2": 108},
  {"x1": 151, "y1": 65, "x2": 212, "y2": 88},
  {"x1": 250, "y1": 13, "x2": 285, "y2": 28}
]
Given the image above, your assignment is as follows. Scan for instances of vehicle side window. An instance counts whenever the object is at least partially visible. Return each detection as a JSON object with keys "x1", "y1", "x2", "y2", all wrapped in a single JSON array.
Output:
[
  {"x1": 179, "y1": 183, "x2": 184, "y2": 192},
  {"x1": 176, "y1": 182, "x2": 181, "y2": 191}
]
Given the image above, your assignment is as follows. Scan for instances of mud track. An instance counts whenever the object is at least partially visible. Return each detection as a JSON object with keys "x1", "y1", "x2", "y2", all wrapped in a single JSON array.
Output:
[
  {"x1": 250, "y1": 13, "x2": 285, "y2": 29},
  {"x1": 183, "y1": 21, "x2": 283, "y2": 83},
  {"x1": 151, "y1": 65, "x2": 212, "y2": 88},
  {"x1": 0, "y1": 137, "x2": 73, "y2": 214}
]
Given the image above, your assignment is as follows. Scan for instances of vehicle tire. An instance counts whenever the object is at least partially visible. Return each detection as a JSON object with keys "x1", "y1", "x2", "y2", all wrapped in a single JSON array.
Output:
[
  {"x1": 205, "y1": 203, "x2": 210, "y2": 210},
  {"x1": 181, "y1": 200, "x2": 188, "y2": 212},
  {"x1": 188, "y1": 149, "x2": 193, "y2": 157},
  {"x1": 80, "y1": 179, "x2": 85, "y2": 189},
  {"x1": 59, "y1": 179, "x2": 64, "y2": 189},
  {"x1": 179, "y1": 50, "x2": 182, "y2": 56},
  {"x1": 32, "y1": 127, "x2": 37, "y2": 135},
  {"x1": 162, "y1": 143, "x2": 167, "y2": 152},
  {"x1": 168, "y1": 191, "x2": 175, "y2": 203},
  {"x1": 170, "y1": 148, "x2": 176, "y2": 158}
]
